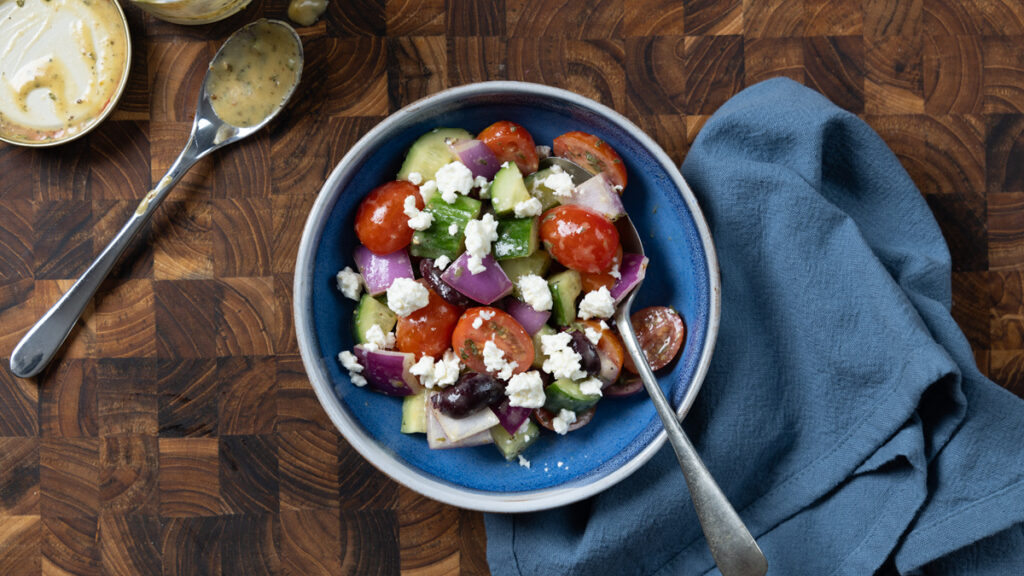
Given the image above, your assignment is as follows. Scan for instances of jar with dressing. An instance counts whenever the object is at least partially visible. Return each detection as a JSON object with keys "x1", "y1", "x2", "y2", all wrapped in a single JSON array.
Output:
[{"x1": 130, "y1": 0, "x2": 252, "y2": 25}]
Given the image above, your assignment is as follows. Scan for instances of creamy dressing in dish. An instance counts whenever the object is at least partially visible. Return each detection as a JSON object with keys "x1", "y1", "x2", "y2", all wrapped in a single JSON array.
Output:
[
  {"x1": 205, "y1": 20, "x2": 300, "y2": 127},
  {"x1": 287, "y1": 0, "x2": 327, "y2": 27},
  {"x1": 0, "y1": 0, "x2": 129, "y2": 144}
]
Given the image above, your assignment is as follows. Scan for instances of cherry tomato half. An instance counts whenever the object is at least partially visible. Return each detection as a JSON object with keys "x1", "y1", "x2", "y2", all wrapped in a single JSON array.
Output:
[
  {"x1": 553, "y1": 131, "x2": 627, "y2": 189},
  {"x1": 540, "y1": 205, "x2": 621, "y2": 274},
  {"x1": 355, "y1": 180, "x2": 422, "y2": 254},
  {"x1": 580, "y1": 247, "x2": 623, "y2": 292},
  {"x1": 452, "y1": 307, "x2": 534, "y2": 376},
  {"x1": 396, "y1": 281, "x2": 463, "y2": 359},
  {"x1": 580, "y1": 320, "x2": 625, "y2": 385},
  {"x1": 533, "y1": 406, "x2": 596, "y2": 433},
  {"x1": 478, "y1": 121, "x2": 539, "y2": 175},
  {"x1": 623, "y1": 306, "x2": 685, "y2": 374}
]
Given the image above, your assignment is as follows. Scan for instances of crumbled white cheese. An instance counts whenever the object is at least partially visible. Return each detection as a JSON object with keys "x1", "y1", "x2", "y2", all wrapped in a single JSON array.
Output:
[
  {"x1": 408, "y1": 172, "x2": 423, "y2": 186},
  {"x1": 600, "y1": 320, "x2": 610, "y2": 331},
  {"x1": 552, "y1": 409, "x2": 577, "y2": 435},
  {"x1": 505, "y1": 370, "x2": 546, "y2": 408},
  {"x1": 464, "y1": 213, "x2": 498, "y2": 274},
  {"x1": 540, "y1": 332, "x2": 586, "y2": 380},
  {"x1": 479, "y1": 310, "x2": 495, "y2": 321},
  {"x1": 434, "y1": 255, "x2": 451, "y2": 270},
  {"x1": 614, "y1": 184, "x2": 624, "y2": 193},
  {"x1": 436, "y1": 161, "x2": 474, "y2": 203},
  {"x1": 578, "y1": 377, "x2": 603, "y2": 397},
  {"x1": 518, "y1": 274, "x2": 552, "y2": 312},
  {"x1": 338, "y1": 351, "x2": 367, "y2": 387},
  {"x1": 419, "y1": 180, "x2": 438, "y2": 202},
  {"x1": 518, "y1": 455, "x2": 531, "y2": 468},
  {"x1": 584, "y1": 326, "x2": 602, "y2": 346},
  {"x1": 610, "y1": 262, "x2": 621, "y2": 280},
  {"x1": 364, "y1": 324, "x2": 396, "y2": 351},
  {"x1": 513, "y1": 197, "x2": 543, "y2": 218},
  {"x1": 448, "y1": 222, "x2": 459, "y2": 236},
  {"x1": 410, "y1": 355, "x2": 435, "y2": 385},
  {"x1": 412, "y1": 349, "x2": 462, "y2": 389},
  {"x1": 551, "y1": 164, "x2": 563, "y2": 174},
  {"x1": 535, "y1": 145, "x2": 551, "y2": 159},
  {"x1": 386, "y1": 278, "x2": 429, "y2": 317},
  {"x1": 474, "y1": 175, "x2": 489, "y2": 189},
  {"x1": 483, "y1": 339, "x2": 518, "y2": 380},
  {"x1": 543, "y1": 171, "x2": 575, "y2": 198},
  {"x1": 335, "y1": 266, "x2": 362, "y2": 301},
  {"x1": 404, "y1": 194, "x2": 434, "y2": 231},
  {"x1": 472, "y1": 317, "x2": 483, "y2": 329},
  {"x1": 579, "y1": 286, "x2": 616, "y2": 320}
]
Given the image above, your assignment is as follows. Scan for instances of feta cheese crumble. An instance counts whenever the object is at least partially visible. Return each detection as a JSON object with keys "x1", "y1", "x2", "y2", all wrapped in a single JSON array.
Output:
[
  {"x1": 335, "y1": 266, "x2": 362, "y2": 301},
  {"x1": 552, "y1": 409, "x2": 577, "y2": 435},
  {"x1": 505, "y1": 370, "x2": 546, "y2": 408},
  {"x1": 518, "y1": 274, "x2": 552, "y2": 312},
  {"x1": 513, "y1": 197, "x2": 543, "y2": 218},
  {"x1": 518, "y1": 455, "x2": 531, "y2": 468},
  {"x1": 483, "y1": 339, "x2": 518, "y2": 380},
  {"x1": 472, "y1": 317, "x2": 483, "y2": 329},
  {"x1": 610, "y1": 262, "x2": 621, "y2": 280},
  {"x1": 409, "y1": 349, "x2": 462, "y2": 389},
  {"x1": 404, "y1": 194, "x2": 434, "y2": 231},
  {"x1": 363, "y1": 324, "x2": 396, "y2": 351},
  {"x1": 434, "y1": 255, "x2": 451, "y2": 270},
  {"x1": 338, "y1": 351, "x2": 367, "y2": 387},
  {"x1": 535, "y1": 144, "x2": 551, "y2": 158},
  {"x1": 386, "y1": 278, "x2": 429, "y2": 317},
  {"x1": 579, "y1": 286, "x2": 616, "y2": 320},
  {"x1": 578, "y1": 377, "x2": 603, "y2": 397},
  {"x1": 436, "y1": 161, "x2": 474, "y2": 203},
  {"x1": 544, "y1": 171, "x2": 575, "y2": 198},
  {"x1": 479, "y1": 310, "x2": 495, "y2": 321},
  {"x1": 448, "y1": 222, "x2": 459, "y2": 236},
  {"x1": 584, "y1": 326, "x2": 602, "y2": 346},
  {"x1": 540, "y1": 332, "x2": 586, "y2": 380},
  {"x1": 464, "y1": 213, "x2": 498, "y2": 274},
  {"x1": 408, "y1": 171, "x2": 423, "y2": 186},
  {"x1": 419, "y1": 180, "x2": 438, "y2": 202}
]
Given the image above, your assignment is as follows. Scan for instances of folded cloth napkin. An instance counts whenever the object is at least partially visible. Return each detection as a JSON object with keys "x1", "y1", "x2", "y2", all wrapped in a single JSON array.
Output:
[{"x1": 485, "y1": 77, "x2": 1024, "y2": 575}]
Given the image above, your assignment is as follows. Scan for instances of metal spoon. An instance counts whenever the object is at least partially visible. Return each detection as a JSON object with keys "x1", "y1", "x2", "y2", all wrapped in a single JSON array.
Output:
[
  {"x1": 541, "y1": 157, "x2": 767, "y2": 576},
  {"x1": 10, "y1": 19, "x2": 303, "y2": 379}
]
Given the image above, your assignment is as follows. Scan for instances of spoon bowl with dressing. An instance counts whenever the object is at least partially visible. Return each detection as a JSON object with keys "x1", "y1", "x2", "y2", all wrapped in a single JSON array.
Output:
[{"x1": 10, "y1": 19, "x2": 303, "y2": 379}]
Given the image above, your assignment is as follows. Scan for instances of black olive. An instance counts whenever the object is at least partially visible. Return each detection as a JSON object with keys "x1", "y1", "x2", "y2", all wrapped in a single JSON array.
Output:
[
  {"x1": 419, "y1": 259, "x2": 474, "y2": 308},
  {"x1": 432, "y1": 372, "x2": 506, "y2": 418},
  {"x1": 569, "y1": 330, "x2": 601, "y2": 376}
]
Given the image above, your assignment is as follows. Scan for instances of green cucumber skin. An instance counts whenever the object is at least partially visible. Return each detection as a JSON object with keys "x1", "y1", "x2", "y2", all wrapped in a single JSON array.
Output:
[
  {"x1": 397, "y1": 128, "x2": 474, "y2": 189},
  {"x1": 494, "y1": 217, "x2": 539, "y2": 260},
  {"x1": 531, "y1": 324, "x2": 557, "y2": 369},
  {"x1": 410, "y1": 195, "x2": 483, "y2": 259},
  {"x1": 548, "y1": 270, "x2": 582, "y2": 326},
  {"x1": 491, "y1": 419, "x2": 540, "y2": 461},
  {"x1": 354, "y1": 294, "x2": 398, "y2": 343},
  {"x1": 401, "y1": 391, "x2": 427, "y2": 434},
  {"x1": 543, "y1": 378, "x2": 600, "y2": 413},
  {"x1": 524, "y1": 168, "x2": 562, "y2": 211},
  {"x1": 490, "y1": 162, "x2": 533, "y2": 217}
]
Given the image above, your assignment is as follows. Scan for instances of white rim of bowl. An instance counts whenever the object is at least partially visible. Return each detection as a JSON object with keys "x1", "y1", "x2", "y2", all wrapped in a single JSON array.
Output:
[{"x1": 294, "y1": 81, "x2": 722, "y2": 513}]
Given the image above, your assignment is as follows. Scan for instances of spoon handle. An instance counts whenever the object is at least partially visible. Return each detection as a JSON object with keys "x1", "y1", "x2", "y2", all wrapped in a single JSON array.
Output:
[
  {"x1": 9, "y1": 139, "x2": 201, "y2": 379},
  {"x1": 616, "y1": 291, "x2": 767, "y2": 576}
]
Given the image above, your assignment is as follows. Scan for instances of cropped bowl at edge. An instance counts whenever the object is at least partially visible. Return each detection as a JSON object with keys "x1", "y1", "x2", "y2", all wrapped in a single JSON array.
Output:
[{"x1": 293, "y1": 82, "x2": 721, "y2": 513}]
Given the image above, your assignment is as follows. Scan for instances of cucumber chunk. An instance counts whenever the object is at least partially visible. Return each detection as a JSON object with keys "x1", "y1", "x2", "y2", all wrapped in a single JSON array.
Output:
[
  {"x1": 491, "y1": 419, "x2": 540, "y2": 461},
  {"x1": 494, "y1": 217, "x2": 539, "y2": 260},
  {"x1": 500, "y1": 250, "x2": 552, "y2": 297},
  {"x1": 531, "y1": 324, "x2": 557, "y2": 369},
  {"x1": 548, "y1": 270, "x2": 582, "y2": 326},
  {"x1": 490, "y1": 162, "x2": 533, "y2": 217},
  {"x1": 409, "y1": 195, "x2": 483, "y2": 260},
  {"x1": 397, "y1": 128, "x2": 474, "y2": 193},
  {"x1": 354, "y1": 294, "x2": 398, "y2": 343},
  {"x1": 544, "y1": 378, "x2": 601, "y2": 413},
  {"x1": 401, "y1": 391, "x2": 427, "y2": 434},
  {"x1": 524, "y1": 167, "x2": 562, "y2": 212}
]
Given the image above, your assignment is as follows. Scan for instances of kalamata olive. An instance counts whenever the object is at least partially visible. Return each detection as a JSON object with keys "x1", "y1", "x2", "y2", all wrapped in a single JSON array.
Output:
[
  {"x1": 569, "y1": 330, "x2": 601, "y2": 376},
  {"x1": 419, "y1": 259, "x2": 474, "y2": 308},
  {"x1": 432, "y1": 372, "x2": 506, "y2": 418}
]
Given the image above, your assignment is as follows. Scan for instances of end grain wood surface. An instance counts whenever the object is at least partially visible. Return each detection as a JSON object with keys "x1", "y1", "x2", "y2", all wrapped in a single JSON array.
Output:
[{"x1": 2, "y1": 0, "x2": 1024, "y2": 574}]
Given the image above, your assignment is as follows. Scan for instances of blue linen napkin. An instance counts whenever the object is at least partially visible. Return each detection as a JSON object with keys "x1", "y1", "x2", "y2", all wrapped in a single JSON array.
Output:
[{"x1": 485, "y1": 77, "x2": 1024, "y2": 575}]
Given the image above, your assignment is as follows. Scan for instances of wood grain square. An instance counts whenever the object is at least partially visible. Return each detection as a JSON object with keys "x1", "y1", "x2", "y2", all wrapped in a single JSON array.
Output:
[
  {"x1": 158, "y1": 359, "x2": 219, "y2": 438},
  {"x1": 0, "y1": 145, "x2": 39, "y2": 202},
  {"x1": 340, "y1": 510, "x2": 399, "y2": 575},
  {"x1": 217, "y1": 278, "x2": 275, "y2": 357},
  {"x1": 220, "y1": 514, "x2": 280, "y2": 576},
  {"x1": 153, "y1": 199, "x2": 214, "y2": 280},
  {"x1": 744, "y1": 37, "x2": 804, "y2": 86},
  {"x1": 988, "y1": 192, "x2": 1024, "y2": 270},
  {"x1": 149, "y1": 122, "x2": 216, "y2": 199},
  {"x1": 158, "y1": 438, "x2": 222, "y2": 517},
  {"x1": 147, "y1": 40, "x2": 213, "y2": 123},
  {"x1": 803, "y1": 0, "x2": 862, "y2": 36},
  {"x1": 0, "y1": 281, "x2": 35, "y2": 357},
  {"x1": 42, "y1": 515, "x2": 99, "y2": 576},
  {"x1": 100, "y1": 436, "x2": 159, "y2": 514},
  {"x1": 216, "y1": 357, "x2": 276, "y2": 435},
  {"x1": 36, "y1": 138, "x2": 90, "y2": 202},
  {"x1": 0, "y1": 201, "x2": 34, "y2": 282},
  {"x1": 447, "y1": 37, "x2": 508, "y2": 85},
  {"x1": 862, "y1": 115, "x2": 931, "y2": 196},
  {"x1": 155, "y1": 280, "x2": 219, "y2": 358},
  {"x1": 742, "y1": 0, "x2": 803, "y2": 38},
  {"x1": 863, "y1": 0, "x2": 921, "y2": 38},
  {"x1": 966, "y1": 0, "x2": 1024, "y2": 36},
  {"x1": 925, "y1": 193, "x2": 988, "y2": 273},
  {"x1": 211, "y1": 134, "x2": 273, "y2": 199},
  {"x1": 219, "y1": 435, "x2": 279, "y2": 514},
  {"x1": 923, "y1": 0, "x2": 976, "y2": 36},
  {"x1": 39, "y1": 360, "x2": 98, "y2": 438},
  {"x1": 109, "y1": 19, "x2": 149, "y2": 123},
  {"x1": 0, "y1": 515, "x2": 41, "y2": 576},
  {"x1": 634, "y1": 114, "x2": 690, "y2": 167},
  {"x1": 506, "y1": 39, "x2": 626, "y2": 111},
  {"x1": 280, "y1": 509, "x2": 341, "y2": 576},
  {"x1": 924, "y1": 35, "x2": 983, "y2": 115},
  {"x1": 865, "y1": 36, "x2": 924, "y2": 115},
  {"x1": 396, "y1": 486, "x2": 460, "y2": 575},
  {"x1": 97, "y1": 359, "x2": 157, "y2": 437},
  {"x1": 338, "y1": 440, "x2": 398, "y2": 510},
  {"x1": 271, "y1": 196, "x2": 315, "y2": 276},
  {"x1": 276, "y1": 355, "x2": 331, "y2": 433},
  {"x1": 951, "y1": 271, "x2": 990, "y2": 352},
  {"x1": 459, "y1": 508, "x2": 490, "y2": 575},
  {"x1": 387, "y1": 36, "x2": 448, "y2": 112},
  {"x1": 683, "y1": 0, "x2": 742, "y2": 35},
  {"x1": 985, "y1": 114, "x2": 1024, "y2": 194},
  {"x1": 326, "y1": 0, "x2": 386, "y2": 36},
  {"x1": 623, "y1": 0, "x2": 685, "y2": 37},
  {"x1": 40, "y1": 437, "x2": 100, "y2": 518},
  {"x1": 447, "y1": 0, "x2": 506, "y2": 36},
  {"x1": 682, "y1": 36, "x2": 744, "y2": 115},
  {"x1": 506, "y1": 0, "x2": 622, "y2": 39},
  {"x1": 803, "y1": 36, "x2": 865, "y2": 113},
  {"x1": 32, "y1": 200, "x2": 92, "y2": 280},
  {"x1": 0, "y1": 364, "x2": 39, "y2": 436},
  {"x1": 92, "y1": 201, "x2": 155, "y2": 280},
  {"x1": 278, "y1": 430, "x2": 340, "y2": 511},
  {"x1": 325, "y1": 38, "x2": 389, "y2": 118},
  {"x1": 925, "y1": 114, "x2": 986, "y2": 199},
  {"x1": 160, "y1": 516, "x2": 224, "y2": 575},
  {"x1": 273, "y1": 275, "x2": 298, "y2": 355},
  {"x1": 89, "y1": 121, "x2": 151, "y2": 201},
  {"x1": 387, "y1": 0, "x2": 446, "y2": 36},
  {"x1": 990, "y1": 350, "x2": 1024, "y2": 398},
  {"x1": 98, "y1": 513, "x2": 162, "y2": 576},
  {"x1": 212, "y1": 199, "x2": 273, "y2": 278},
  {"x1": 989, "y1": 271, "x2": 1024, "y2": 350},
  {"x1": 0, "y1": 438, "x2": 39, "y2": 515},
  {"x1": 982, "y1": 36, "x2": 1024, "y2": 114},
  {"x1": 625, "y1": 37, "x2": 687, "y2": 117},
  {"x1": 325, "y1": 116, "x2": 389, "y2": 168},
  {"x1": 93, "y1": 279, "x2": 156, "y2": 358}
]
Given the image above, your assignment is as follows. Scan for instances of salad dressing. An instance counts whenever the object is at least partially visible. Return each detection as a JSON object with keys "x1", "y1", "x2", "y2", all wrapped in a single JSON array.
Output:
[{"x1": 286, "y1": 0, "x2": 327, "y2": 27}]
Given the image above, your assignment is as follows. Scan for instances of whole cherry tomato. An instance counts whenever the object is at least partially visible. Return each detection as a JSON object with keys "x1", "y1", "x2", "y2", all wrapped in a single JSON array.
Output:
[
  {"x1": 478, "y1": 121, "x2": 539, "y2": 175},
  {"x1": 354, "y1": 180, "x2": 422, "y2": 254},
  {"x1": 623, "y1": 306, "x2": 685, "y2": 373},
  {"x1": 540, "y1": 205, "x2": 621, "y2": 274},
  {"x1": 553, "y1": 131, "x2": 627, "y2": 189}
]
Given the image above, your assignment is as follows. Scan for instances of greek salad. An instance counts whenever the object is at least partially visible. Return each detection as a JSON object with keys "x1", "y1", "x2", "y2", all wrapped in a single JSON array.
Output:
[{"x1": 336, "y1": 121, "x2": 686, "y2": 464}]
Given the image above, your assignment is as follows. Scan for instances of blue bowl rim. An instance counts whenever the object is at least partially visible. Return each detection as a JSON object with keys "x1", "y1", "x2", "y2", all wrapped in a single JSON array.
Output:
[{"x1": 293, "y1": 81, "x2": 722, "y2": 512}]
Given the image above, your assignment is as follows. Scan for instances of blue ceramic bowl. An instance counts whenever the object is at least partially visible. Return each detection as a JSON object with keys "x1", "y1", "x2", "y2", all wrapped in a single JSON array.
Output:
[{"x1": 294, "y1": 82, "x2": 720, "y2": 512}]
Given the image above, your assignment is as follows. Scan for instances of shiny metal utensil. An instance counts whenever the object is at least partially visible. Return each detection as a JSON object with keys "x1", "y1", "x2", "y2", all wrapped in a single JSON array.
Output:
[
  {"x1": 615, "y1": 216, "x2": 767, "y2": 576},
  {"x1": 10, "y1": 19, "x2": 303, "y2": 379}
]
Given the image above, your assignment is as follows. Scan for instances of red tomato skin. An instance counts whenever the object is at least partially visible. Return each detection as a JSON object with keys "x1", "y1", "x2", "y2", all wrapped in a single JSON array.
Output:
[
  {"x1": 452, "y1": 307, "x2": 534, "y2": 376},
  {"x1": 539, "y1": 205, "x2": 621, "y2": 274},
  {"x1": 355, "y1": 181, "x2": 422, "y2": 254},
  {"x1": 623, "y1": 306, "x2": 686, "y2": 374},
  {"x1": 396, "y1": 282, "x2": 463, "y2": 359},
  {"x1": 553, "y1": 131, "x2": 628, "y2": 189},
  {"x1": 478, "y1": 121, "x2": 539, "y2": 175}
]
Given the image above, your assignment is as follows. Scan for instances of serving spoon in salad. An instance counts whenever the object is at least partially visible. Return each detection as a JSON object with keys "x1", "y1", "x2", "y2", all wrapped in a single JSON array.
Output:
[{"x1": 10, "y1": 19, "x2": 303, "y2": 379}]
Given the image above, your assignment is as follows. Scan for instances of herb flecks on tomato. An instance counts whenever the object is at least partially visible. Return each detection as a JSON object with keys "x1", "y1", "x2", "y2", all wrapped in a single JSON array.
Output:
[
  {"x1": 452, "y1": 307, "x2": 534, "y2": 376},
  {"x1": 478, "y1": 121, "x2": 539, "y2": 175},
  {"x1": 355, "y1": 180, "x2": 422, "y2": 254},
  {"x1": 540, "y1": 205, "x2": 621, "y2": 274},
  {"x1": 553, "y1": 131, "x2": 627, "y2": 189}
]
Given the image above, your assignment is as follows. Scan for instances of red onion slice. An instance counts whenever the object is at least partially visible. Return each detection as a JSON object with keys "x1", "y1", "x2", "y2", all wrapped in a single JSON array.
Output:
[
  {"x1": 609, "y1": 253, "x2": 648, "y2": 304},
  {"x1": 563, "y1": 173, "x2": 626, "y2": 221},
  {"x1": 353, "y1": 345, "x2": 420, "y2": 396},
  {"x1": 504, "y1": 297, "x2": 551, "y2": 335},
  {"x1": 449, "y1": 139, "x2": 501, "y2": 180},
  {"x1": 353, "y1": 246, "x2": 414, "y2": 296},
  {"x1": 440, "y1": 252, "x2": 513, "y2": 305}
]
